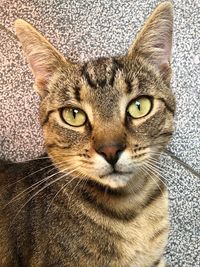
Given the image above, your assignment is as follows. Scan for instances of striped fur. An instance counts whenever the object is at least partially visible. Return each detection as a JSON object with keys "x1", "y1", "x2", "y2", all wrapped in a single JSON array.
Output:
[{"x1": 0, "y1": 2, "x2": 175, "y2": 266}]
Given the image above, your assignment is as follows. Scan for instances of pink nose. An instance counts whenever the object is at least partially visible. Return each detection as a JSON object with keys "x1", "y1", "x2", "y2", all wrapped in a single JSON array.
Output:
[{"x1": 96, "y1": 144, "x2": 125, "y2": 166}]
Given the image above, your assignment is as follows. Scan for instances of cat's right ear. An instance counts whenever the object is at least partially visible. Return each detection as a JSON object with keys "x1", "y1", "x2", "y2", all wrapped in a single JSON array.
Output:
[
  {"x1": 15, "y1": 19, "x2": 70, "y2": 97},
  {"x1": 127, "y1": 2, "x2": 173, "y2": 84}
]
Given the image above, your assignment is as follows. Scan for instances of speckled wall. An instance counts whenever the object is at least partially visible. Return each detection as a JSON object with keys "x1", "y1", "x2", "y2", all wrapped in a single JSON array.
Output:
[{"x1": 0, "y1": 0, "x2": 199, "y2": 266}]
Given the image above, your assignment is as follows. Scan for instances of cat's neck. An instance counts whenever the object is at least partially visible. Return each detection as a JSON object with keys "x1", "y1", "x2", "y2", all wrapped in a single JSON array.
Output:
[{"x1": 73, "y1": 173, "x2": 165, "y2": 221}]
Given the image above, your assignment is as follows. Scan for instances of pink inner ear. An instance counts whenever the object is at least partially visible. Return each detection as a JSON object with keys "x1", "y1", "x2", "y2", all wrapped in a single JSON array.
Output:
[
  {"x1": 160, "y1": 62, "x2": 170, "y2": 71},
  {"x1": 163, "y1": 34, "x2": 172, "y2": 60},
  {"x1": 35, "y1": 78, "x2": 50, "y2": 97},
  {"x1": 28, "y1": 53, "x2": 54, "y2": 97},
  {"x1": 29, "y1": 53, "x2": 53, "y2": 86},
  {"x1": 152, "y1": 35, "x2": 172, "y2": 71}
]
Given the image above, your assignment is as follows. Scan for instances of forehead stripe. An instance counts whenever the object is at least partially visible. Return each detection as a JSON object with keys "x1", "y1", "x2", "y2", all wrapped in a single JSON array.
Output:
[
  {"x1": 109, "y1": 59, "x2": 124, "y2": 87},
  {"x1": 125, "y1": 78, "x2": 132, "y2": 94},
  {"x1": 82, "y1": 63, "x2": 97, "y2": 89},
  {"x1": 74, "y1": 86, "x2": 81, "y2": 102}
]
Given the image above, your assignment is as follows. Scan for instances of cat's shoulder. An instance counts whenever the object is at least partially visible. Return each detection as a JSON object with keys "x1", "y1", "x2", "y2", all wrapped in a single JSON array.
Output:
[
  {"x1": 0, "y1": 158, "x2": 14, "y2": 174},
  {"x1": 0, "y1": 154, "x2": 52, "y2": 186}
]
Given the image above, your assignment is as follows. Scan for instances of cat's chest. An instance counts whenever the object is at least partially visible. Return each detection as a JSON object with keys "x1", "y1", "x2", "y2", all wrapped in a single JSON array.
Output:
[
  {"x1": 107, "y1": 213, "x2": 169, "y2": 267},
  {"x1": 18, "y1": 188, "x2": 169, "y2": 267},
  {"x1": 51, "y1": 193, "x2": 169, "y2": 267}
]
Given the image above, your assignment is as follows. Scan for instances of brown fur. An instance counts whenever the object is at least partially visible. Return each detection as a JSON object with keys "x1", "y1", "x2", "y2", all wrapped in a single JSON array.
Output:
[{"x1": 0, "y1": 2, "x2": 175, "y2": 266}]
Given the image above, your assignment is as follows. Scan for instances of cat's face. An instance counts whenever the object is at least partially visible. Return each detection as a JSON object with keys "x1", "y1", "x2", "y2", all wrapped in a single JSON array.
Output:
[
  {"x1": 40, "y1": 57, "x2": 175, "y2": 188},
  {"x1": 15, "y1": 2, "x2": 175, "y2": 188}
]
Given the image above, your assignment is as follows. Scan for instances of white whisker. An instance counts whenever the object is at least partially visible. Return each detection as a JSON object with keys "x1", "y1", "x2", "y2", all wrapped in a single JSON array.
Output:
[
  {"x1": 142, "y1": 164, "x2": 165, "y2": 196},
  {"x1": 4, "y1": 162, "x2": 74, "y2": 208},
  {"x1": 46, "y1": 167, "x2": 81, "y2": 213},
  {"x1": 10, "y1": 166, "x2": 80, "y2": 227}
]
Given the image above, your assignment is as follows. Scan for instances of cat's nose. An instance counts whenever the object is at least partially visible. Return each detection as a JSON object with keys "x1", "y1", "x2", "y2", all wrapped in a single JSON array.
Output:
[{"x1": 96, "y1": 144, "x2": 125, "y2": 166}]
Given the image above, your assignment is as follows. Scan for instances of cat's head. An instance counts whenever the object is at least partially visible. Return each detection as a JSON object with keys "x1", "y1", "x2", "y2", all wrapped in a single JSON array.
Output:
[{"x1": 15, "y1": 2, "x2": 175, "y2": 189}]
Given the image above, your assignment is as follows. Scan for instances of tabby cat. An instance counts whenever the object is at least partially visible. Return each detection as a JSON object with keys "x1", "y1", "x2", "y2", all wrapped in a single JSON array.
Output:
[{"x1": 0, "y1": 2, "x2": 175, "y2": 266}]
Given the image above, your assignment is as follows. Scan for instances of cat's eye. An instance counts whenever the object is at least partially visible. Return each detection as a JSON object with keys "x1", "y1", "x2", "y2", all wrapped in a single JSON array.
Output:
[
  {"x1": 127, "y1": 96, "x2": 152, "y2": 119},
  {"x1": 61, "y1": 107, "x2": 87, "y2": 127}
]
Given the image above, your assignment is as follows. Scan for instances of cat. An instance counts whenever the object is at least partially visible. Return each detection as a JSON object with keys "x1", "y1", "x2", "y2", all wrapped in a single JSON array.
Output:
[{"x1": 0, "y1": 2, "x2": 175, "y2": 266}]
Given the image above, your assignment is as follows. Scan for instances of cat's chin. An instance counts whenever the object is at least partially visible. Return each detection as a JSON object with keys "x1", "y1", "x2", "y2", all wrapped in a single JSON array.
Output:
[{"x1": 99, "y1": 173, "x2": 133, "y2": 189}]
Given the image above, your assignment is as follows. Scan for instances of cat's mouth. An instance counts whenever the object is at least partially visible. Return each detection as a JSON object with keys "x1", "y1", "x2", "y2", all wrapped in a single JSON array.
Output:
[
  {"x1": 100, "y1": 170, "x2": 132, "y2": 179},
  {"x1": 99, "y1": 170, "x2": 133, "y2": 188}
]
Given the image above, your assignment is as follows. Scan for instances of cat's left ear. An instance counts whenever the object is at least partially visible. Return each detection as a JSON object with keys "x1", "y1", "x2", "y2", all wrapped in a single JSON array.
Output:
[
  {"x1": 128, "y1": 2, "x2": 173, "y2": 84},
  {"x1": 15, "y1": 19, "x2": 71, "y2": 97}
]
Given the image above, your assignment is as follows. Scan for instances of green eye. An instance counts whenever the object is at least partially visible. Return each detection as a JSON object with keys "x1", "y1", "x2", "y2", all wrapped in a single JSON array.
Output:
[
  {"x1": 127, "y1": 97, "x2": 152, "y2": 119},
  {"x1": 61, "y1": 107, "x2": 87, "y2": 127}
]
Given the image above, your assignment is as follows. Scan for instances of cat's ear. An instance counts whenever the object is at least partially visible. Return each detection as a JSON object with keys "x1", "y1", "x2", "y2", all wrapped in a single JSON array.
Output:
[
  {"x1": 15, "y1": 19, "x2": 70, "y2": 97},
  {"x1": 128, "y1": 2, "x2": 173, "y2": 83}
]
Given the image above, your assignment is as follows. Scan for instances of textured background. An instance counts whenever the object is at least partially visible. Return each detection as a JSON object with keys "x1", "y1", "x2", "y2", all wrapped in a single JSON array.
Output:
[{"x1": 0, "y1": 0, "x2": 199, "y2": 266}]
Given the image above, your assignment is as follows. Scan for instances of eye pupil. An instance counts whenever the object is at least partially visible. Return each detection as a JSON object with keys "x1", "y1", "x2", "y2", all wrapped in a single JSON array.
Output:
[
  {"x1": 72, "y1": 109, "x2": 78, "y2": 118},
  {"x1": 135, "y1": 101, "x2": 141, "y2": 110}
]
